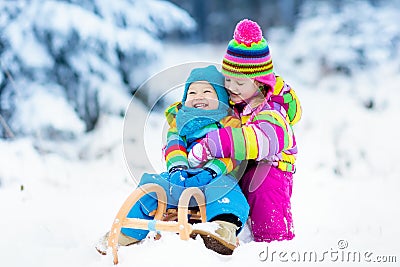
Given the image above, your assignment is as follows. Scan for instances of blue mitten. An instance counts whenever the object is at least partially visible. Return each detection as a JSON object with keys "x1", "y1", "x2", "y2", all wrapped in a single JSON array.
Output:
[
  {"x1": 184, "y1": 168, "x2": 217, "y2": 187},
  {"x1": 169, "y1": 168, "x2": 188, "y2": 201}
]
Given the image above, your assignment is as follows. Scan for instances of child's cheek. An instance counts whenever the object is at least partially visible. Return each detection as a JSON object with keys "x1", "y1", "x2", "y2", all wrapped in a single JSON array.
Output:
[{"x1": 184, "y1": 99, "x2": 193, "y2": 107}]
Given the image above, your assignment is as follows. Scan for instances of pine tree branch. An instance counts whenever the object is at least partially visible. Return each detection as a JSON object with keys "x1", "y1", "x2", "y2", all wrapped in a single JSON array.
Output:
[{"x1": 0, "y1": 113, "x2": 15, "y2": 139}]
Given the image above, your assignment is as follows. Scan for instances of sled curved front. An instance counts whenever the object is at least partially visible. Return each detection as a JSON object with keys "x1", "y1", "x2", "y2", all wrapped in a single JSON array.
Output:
[
  {"x1": 108, "y1": 183, "x2": 167, "y2": 264},
  {"x1": 108, "y1": 183, "x2": 206, "y2": 265}
]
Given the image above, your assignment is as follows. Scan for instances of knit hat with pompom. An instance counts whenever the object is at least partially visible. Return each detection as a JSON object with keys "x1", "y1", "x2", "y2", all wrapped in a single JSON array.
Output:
[{"x1": 222, "y1": 19, "x2": 276, "y2": 87}]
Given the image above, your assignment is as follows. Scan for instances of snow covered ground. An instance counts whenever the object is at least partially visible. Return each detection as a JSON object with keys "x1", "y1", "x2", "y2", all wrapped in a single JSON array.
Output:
[{"x1": 1, "y1": 2, "x2": 400, "y2": 266}]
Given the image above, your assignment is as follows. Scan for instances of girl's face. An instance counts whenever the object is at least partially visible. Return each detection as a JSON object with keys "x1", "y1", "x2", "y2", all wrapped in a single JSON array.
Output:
[
  {"x1": 224, "y1": 77, "x2": 259, "y2": 104},
  {"x1": 185, "y1": 81, "x2": 219, "y2": 110}
]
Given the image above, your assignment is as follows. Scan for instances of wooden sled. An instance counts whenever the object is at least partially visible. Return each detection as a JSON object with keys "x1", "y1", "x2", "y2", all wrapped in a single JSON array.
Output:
[{"x1": 107, "y1": 183, "x2": 206, "y2": 265}]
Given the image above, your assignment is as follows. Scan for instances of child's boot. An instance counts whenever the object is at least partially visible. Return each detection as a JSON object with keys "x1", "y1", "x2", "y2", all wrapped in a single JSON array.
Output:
[
  {"x1": 193, "y1": 220, "x2": 239, "y2": 255},
  {"x1": 95, "y1": 231, "x2": 139, "y2": 255}
]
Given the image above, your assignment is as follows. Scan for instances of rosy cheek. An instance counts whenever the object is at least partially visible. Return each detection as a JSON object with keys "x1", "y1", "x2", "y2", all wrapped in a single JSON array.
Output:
[{"x1": 184, "y1": 99, "x2": 193, "y2": 107}]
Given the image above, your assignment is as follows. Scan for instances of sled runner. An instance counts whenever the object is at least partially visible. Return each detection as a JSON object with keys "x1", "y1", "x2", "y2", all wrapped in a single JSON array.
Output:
[{"x1": 107, "y1": 183, "x2": 206, "y2": 265}]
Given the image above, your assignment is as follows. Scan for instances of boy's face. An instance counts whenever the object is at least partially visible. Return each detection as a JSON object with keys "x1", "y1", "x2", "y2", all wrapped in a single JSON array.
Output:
[{"x1": 185, "y1": 81, "x2": 219, "y2": 110}]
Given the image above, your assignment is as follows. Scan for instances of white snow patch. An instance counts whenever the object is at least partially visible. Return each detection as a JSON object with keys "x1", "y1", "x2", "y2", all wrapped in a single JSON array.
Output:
[
  {"x1": 12, "y1": 84, "x2": 85, "y2": 137},
  {"x1": 218, "y1": 197, "x2": 230, "y2": 204},
  {"x1": 192, "y1": 222, "x2": 220, "y2": 233}
]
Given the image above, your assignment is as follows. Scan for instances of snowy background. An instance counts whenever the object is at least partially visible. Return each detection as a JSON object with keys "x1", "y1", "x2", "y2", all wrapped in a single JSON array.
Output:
[{"x1": 1, "y1": 0, "x2": 400, "y2": 266}]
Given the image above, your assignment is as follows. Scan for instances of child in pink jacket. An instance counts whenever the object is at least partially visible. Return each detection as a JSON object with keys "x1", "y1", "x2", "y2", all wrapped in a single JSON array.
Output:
[{"x1": 189, "y1": 19, "x2": 302, "y2": 242}]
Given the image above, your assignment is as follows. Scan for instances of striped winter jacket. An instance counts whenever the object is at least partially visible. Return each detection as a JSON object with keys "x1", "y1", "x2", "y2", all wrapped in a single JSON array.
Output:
[
  {"x1": 164, "y1": 102, "x2": 241, "y2": 176},
  {"x1": 270, "y1": 76, "x2": 302, "y2": 127},
  {"x1": 206, "y1": 77, "x2": 301, "y2": 172}
]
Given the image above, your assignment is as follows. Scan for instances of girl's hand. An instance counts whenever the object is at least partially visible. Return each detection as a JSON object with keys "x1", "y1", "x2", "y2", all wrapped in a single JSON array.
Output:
[{"x1": 188, "y1": 141, "x2": 212, "y2": 167}]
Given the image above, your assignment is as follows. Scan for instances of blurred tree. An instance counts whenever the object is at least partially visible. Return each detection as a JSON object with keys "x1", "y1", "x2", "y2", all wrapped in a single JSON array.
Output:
[
  {"x1": 168, "y1": 0, "x2": 304, "y2": 42},
  {"x1": 0, "y1": 0, "x2": 195, "y2": 139}
]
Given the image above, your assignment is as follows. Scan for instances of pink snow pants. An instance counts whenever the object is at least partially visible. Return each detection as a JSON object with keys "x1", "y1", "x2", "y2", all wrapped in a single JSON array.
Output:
[{"x1": 240, "y1": 162, "x2": 294, "y2": 242}]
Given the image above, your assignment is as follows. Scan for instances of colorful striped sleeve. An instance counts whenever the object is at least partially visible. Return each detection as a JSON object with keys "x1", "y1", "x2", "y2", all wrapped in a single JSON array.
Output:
[
  {"x1": 205, "y1": 109, "x2": 296, "y2": 161},
  {"x1": 271, "y1": 76, "x2": 302, "y2": 126},
  {"x1": 163, "y1": 102, "x2": 189, "y2": 171},
  {"x1": 164, "y1": 127, "x2": 189, "y2": 171},
  {"x1": 203, "y1": 158, "x2": 238, "y2": 176},
  {"x1": 283, "y1": 88, "x2": 302, "y2": 126}
]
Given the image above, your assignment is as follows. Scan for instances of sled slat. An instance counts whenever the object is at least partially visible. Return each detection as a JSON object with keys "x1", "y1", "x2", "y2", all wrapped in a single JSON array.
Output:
[{"x1": 122, "y1": 218, "x2": 192, "y2": 233}]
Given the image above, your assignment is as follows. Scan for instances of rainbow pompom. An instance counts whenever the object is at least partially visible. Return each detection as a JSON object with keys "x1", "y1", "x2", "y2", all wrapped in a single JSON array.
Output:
[{"x1": 233, "y1": 19, "x2": 263, "y2": 46}]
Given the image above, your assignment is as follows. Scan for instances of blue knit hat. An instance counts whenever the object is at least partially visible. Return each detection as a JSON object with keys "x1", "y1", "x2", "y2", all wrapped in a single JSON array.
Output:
[{"x1": 182, "y1": 65, "x2": 229, "y2": 107}]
